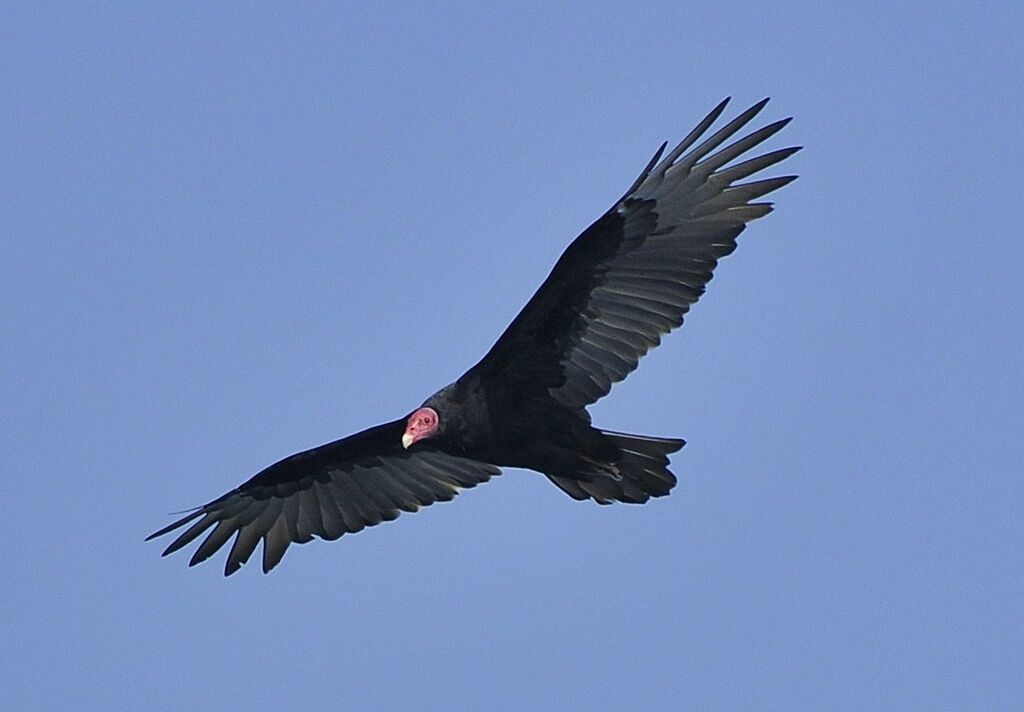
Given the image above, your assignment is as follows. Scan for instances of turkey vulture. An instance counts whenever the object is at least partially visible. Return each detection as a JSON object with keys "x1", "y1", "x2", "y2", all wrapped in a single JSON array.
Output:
[{"x1": 149, "y1": 97, "x2": 799, "y2": 575}]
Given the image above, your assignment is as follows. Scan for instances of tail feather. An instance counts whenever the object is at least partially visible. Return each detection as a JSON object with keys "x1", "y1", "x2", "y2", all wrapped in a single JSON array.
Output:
[{"x1": 547, "y1": 430, "x2": 684, "y2": 505}]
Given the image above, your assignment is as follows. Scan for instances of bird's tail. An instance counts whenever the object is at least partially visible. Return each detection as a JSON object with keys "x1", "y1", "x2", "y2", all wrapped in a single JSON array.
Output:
[{"x1": 547, "y1": 430, "x2": 684, "y2": 504}]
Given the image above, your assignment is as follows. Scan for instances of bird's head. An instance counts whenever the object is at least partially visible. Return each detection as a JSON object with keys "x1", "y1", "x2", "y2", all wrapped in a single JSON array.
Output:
[
  {"x1": 402, "y1": 382, "x2": 467, "y2": 450},
  {"x1": 402, "y1": 407, "x2": 439, "y2": 449}
]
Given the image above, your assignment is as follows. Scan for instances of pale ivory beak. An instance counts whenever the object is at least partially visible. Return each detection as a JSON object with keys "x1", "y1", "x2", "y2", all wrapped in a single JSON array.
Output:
[{"x1": 402, "y1": 432, "x2": 415, "y2": 449}]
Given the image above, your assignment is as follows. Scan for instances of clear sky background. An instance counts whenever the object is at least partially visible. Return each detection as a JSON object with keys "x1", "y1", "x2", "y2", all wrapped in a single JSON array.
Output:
[{"x1": 3, "y1": 3, "x2": 1021, "y2": 710}]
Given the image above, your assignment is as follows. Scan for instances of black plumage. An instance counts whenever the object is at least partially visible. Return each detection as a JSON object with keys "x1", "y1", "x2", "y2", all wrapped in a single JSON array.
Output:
[{"x1": 149, "y1": 98, "x2": 799, "y2": 575}]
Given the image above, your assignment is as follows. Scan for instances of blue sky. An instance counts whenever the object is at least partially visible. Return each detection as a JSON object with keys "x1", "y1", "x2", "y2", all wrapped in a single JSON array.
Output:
[{"x1": 3, "y1": 3, "x2": 1021, "y2": 710}]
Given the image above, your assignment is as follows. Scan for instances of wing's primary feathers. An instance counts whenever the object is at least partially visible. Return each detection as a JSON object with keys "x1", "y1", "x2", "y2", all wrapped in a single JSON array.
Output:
[
  {"x1": 476, "y1": 97, "x2": 800, "y2": 409},
  {"x1": 147, "y1": 419, "x2": 500, "y2": 575}
]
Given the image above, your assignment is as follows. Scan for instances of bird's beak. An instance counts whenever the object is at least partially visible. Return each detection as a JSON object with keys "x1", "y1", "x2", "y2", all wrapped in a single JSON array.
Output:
[{"x1": 402, "y1": 432, "x2": 415, "y2": 449}]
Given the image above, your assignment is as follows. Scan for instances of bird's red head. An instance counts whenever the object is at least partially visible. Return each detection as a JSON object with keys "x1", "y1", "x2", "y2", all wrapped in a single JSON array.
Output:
[{"x1": 402, "y1": 407, "x2": 439, "y2": 449}]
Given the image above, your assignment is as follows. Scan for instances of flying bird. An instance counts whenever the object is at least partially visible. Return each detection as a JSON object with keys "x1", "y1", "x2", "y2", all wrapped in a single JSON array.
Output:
[{"x1": 149, "y1": 97, "x2": 800, "y2": 575}]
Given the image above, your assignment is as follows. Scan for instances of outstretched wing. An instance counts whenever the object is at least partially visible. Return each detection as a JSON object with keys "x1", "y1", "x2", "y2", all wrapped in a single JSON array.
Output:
[
  {"x1": 147, "y1": 419, "x2": 500, "y2": 575},
  {"x1": 474, "y1": 98, "x2": 800, "y2": 410}
]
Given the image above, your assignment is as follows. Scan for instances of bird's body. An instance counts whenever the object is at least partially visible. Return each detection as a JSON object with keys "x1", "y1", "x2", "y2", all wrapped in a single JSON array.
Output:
[
  {"x1": 149, "y1": 98, "x2": 800, "y2": 575},
  {"x1": 424, "y1": 366, "x2": 682, "y2": 502}
]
